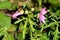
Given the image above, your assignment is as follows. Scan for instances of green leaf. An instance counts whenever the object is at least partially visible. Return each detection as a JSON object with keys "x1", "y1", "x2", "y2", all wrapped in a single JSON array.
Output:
[
  {"x1": 18, "y1": 33, "x2": 23, "y2": 40},
  {"x1": 19, "y1": 22, "x2": 24, "y2": 31},
  {"x1": 53, "y1": 27, "x2": 59, "y2": 40},
  {"x1": 0, "y1": 1, "x2": 12, "y2": 9},
  {"x1": 14, "y1": 18, "x2": 26, "y2": 24},
  {"x1": 7, "y1": 24, "x2": 16, "y2": 32},
  {"x1": 26, "y1": 1, "x2": 32, "y2": 8},
  {"x1": 0, "y1": 12, "x2": 11, "y2": 29},
  {"x1": 37, "y1": 0, "x2": 42, "y2": 9},
  {"x1": 29, "y1": 19, "x2": 35, "y2": 32},
  {"x1": 23, "y1": 19, "x2": 28, "y2": 39},
  {"x1": 49, "y1": 0, "x2": 60, "y2": 6},
  {"x1": 23, "y1": 3, "x2": 26, "y2": 8},
  {"x1": 2, "y1": 32, "x2": 15, "y2": 40},
  {"x1": 41, "y1": 33, "x2": 49, "y2": 40},
  {"x1": 9, "y1": 4, "x2": 19, "y2": 10}
]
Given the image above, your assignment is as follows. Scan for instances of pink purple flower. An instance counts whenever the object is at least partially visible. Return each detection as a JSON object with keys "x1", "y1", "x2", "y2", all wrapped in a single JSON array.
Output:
[
  {"x1": 40, "y1": 7, "x2": 47, "y2": 15},
  {"x1": 38, "y1": 7, "x2": 47, "y2": 24},
  {"x1": 12, "y1": 12, "x2": 22, "y2": 19}
]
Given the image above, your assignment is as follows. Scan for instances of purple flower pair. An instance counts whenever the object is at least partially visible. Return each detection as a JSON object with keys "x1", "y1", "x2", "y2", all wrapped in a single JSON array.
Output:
[{"x1": 38, "y1": 7, "x2": 47, "y2": 24}]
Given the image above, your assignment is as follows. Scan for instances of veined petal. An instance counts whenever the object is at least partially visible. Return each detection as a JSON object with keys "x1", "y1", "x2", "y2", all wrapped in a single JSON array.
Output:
[
  {"x1": 40, "y1": 7, "x2": 47, "y2": 15},
  {"x1": 12, "y1": 12, "x2": 22, "y2": 19},
  {"x1": 39, "y1": 15, "x2": 46, "y2": 23}
]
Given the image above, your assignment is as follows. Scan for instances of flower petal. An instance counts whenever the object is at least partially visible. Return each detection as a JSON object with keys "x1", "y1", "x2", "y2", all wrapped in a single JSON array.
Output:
[
  {"x1": 39, "y1": 15, "x2": 46, "y2": 23},
  {"x1": 40, "y1": 7, "x2": 47, "y2": 15},
  {"x1": 12, "y1": 12, "x2": 21, "y2": 19}
]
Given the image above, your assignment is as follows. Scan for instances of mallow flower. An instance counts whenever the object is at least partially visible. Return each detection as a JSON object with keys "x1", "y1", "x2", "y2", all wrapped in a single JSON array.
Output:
[
  {"x1": 6, "y1": 10, "x2": 24, "y2": 19},
  {"x1": 12, "y1": 10, "x2": 24, "y2": 19},
  {"x1": 12, "y1": 12, "x2": 22, "y2": 19},
  {"x1": 38, "y1": 7, "x2": 47, "y2": 24}
]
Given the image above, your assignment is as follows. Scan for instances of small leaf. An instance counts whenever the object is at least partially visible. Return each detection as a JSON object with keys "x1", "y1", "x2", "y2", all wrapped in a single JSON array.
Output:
[
  {"x1": 29, "y1": 19, "x2": 35, "y2": 32},
  {"x1": 9, "y1": 4, "x2": 19, "y2": 10},
  {"x1": 0, "y1": 1, "x2": 12, "y2": 9},
  {"x1": 0, "y1": 12, "x2": 11, "y2": 29},
  {"x1": 14, "y1": 18, "x2": 26, "y2": 24},
  {"x1": 23, "y1": 19, "x2": 28, "y2": 39},
  {"x1": 23, "y1": 3, "x2": 26, "y2": 8},
  {"x1": 7, "y1": 24, "x2": 16, "y2": 32},
  {"x1": 18, "y1": 33, "x2": 23, "y2": 40},
  {"x1": 3, "y1": 33, "x2": 14, "y2": 40}
]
